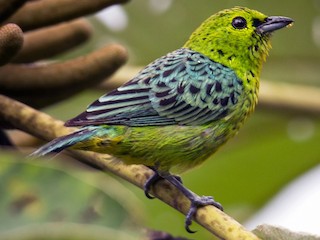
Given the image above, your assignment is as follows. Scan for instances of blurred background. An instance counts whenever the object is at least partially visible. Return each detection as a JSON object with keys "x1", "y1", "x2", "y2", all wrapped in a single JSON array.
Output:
[{"x1": 1, "y1": 0, "x2": 320, "y2": 239}]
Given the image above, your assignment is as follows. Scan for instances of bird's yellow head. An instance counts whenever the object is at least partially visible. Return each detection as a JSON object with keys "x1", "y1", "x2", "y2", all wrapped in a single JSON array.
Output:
[{"x1": 184, "y1": 7, "x2": 293, "y2": 81}]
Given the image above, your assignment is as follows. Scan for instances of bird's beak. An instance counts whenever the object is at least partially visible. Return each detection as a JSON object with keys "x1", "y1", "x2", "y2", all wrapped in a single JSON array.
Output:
[{"x1": 256, "y1": 16, "x2": 294, "y2": 35}]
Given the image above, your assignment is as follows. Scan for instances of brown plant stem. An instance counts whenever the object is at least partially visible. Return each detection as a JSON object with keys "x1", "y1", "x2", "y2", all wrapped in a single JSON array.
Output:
[
  {"x1": 259, "y1": 81, "x2": 320, "y2": 115},
  {"x1": 0, "y1": 44, "x2": 127, "y2": 108},
  {"x1": 12, "y1": 19, "x2": 92, "y2": 63},
  {"x1": 0, "y1": 23, "x2": 24, "y2": 66},
  {"x1": 0, "y1": 94, "x2": 260, "y2": 240},
  {"x1": 6, "y1": 0, "x2": 129, "y2": 31}
]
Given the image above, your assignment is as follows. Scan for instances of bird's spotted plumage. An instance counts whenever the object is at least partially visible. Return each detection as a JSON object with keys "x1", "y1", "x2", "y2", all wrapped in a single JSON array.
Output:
[
  {"x1": 31, "y1": 6, "x2": 293, "y2": 232},
  {"x1": 66, "y1": 48, "x2": 243, "y2": 127}
]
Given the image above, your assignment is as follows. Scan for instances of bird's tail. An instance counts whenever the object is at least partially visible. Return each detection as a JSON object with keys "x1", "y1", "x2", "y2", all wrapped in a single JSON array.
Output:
[{"x1": 30, "y1": 127, "x2": 97, "y2": 157}]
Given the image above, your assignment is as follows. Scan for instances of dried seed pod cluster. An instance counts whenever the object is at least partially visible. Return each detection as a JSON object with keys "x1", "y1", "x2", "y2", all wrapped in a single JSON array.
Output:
[{"x1": 0, "y1": 0, "x2": 128, "y2": 114}]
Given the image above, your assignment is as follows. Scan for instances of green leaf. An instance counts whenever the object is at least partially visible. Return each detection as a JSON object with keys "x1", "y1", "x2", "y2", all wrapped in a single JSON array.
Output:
[{"x1": 0, "y1": 151, "x2": 144, "y2": 239}]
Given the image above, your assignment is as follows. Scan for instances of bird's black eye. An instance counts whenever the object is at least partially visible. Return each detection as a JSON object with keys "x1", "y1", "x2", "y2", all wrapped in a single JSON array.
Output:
[{"x1": 232, "y1": 16, "x2": 247, "y2": 29}]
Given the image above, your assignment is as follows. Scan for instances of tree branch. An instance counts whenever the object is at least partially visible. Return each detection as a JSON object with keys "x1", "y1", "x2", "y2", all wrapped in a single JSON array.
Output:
[
  {"x1": 0, "y1": 94, "x2": 260, "y2": 240},
  {"x1": 259, "y1": 81, "x2": 320, "y2": 115}
]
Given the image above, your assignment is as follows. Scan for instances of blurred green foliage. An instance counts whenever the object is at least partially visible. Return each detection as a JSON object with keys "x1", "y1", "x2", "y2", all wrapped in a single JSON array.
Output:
[{"x1": 0, "y1": 153, "x2": 143, "y2": 239}]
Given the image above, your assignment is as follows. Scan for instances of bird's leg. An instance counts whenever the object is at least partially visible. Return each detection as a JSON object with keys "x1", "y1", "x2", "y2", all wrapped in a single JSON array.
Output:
[
  {"x1": 144, "y1": 166, "x2": 182, "y2": 199},
  {"x1": 144, "y1": 166, "x2": 161, "y2": 199},
  {"x1": 144, "y1": 167, "x2": 222, "y2": 232},
  {"x1": 162, "y1": 174, "x2": 223, "y2": 233}
]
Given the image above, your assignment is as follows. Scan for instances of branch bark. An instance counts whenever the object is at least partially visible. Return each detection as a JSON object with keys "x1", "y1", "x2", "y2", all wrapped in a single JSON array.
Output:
[
  {"x1": 259, "y1": 81, "x2": 320, "y2": 115},
  {"x1": 0, "y1": 94, "x2": 260, "y2": 240}
]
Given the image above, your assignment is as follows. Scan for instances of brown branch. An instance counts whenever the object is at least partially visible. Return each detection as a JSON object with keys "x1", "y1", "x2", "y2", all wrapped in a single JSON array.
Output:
[
  {"x1": 6, "y1": 0, "x2": 130, "y2": 31},
  {"x1": 0, "y1": 23, "x2": 24, "y2": 66},
  {"x1": 12, "y1": 18, "x2": 92, "y2": 63},
  {"x1": 0, "y1": 44, "x2": 128, "y2": 108},
  {"x1": 0, "y1": 94, "x2": 260, "y2": 240},
  {"x1": 259, "y1": 81, "x2": 320, "y2": 115}
]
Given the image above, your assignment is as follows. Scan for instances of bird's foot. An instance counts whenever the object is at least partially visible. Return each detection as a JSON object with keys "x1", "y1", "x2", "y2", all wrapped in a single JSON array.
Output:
[
  {"x1": 144, "y1": 170, "x2": 160, "y2": 199},
  {"x1": 185, "y1": 195, "x2": 223, "y2": 233},
  {"x1": 162, "y1": 174, "x2": 223, "y2": 233},
  {"x1": 144, "y1": 167, "x2": 182, "y2": 199},
  {"x1": 143, "y1": 167, "x2": 222, "y2": 233}
]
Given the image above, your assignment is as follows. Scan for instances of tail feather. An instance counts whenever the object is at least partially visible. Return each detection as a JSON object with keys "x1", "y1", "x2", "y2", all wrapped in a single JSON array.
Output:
[{"x1": 30, "y1": 128, "x2": 96, "y2": 157}]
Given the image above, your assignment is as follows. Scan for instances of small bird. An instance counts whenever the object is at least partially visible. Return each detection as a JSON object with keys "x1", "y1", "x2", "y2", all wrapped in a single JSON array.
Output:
[{"x1": 31, "y1": 7, "x2": 293, "y2": 232}]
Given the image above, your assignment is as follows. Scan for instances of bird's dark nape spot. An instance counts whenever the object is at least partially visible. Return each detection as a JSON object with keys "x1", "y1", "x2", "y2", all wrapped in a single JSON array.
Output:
[
  {"x1": 189, "y1": 84, "x2": 200, "y2": 94},
  {"x1": 217, "y1": 49, "x2": 225, "y2": 56},
  {"x1": 220, "y1": 97, "x2": 229, "y2": 106},
  {"x1": 215, "y1": 81, "x2": 222, "y2": 92}
]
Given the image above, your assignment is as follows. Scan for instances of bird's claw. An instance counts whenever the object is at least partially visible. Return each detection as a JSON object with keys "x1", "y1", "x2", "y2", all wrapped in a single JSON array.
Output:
[
  {"x1": 144, "y1": 168, "x2": 183, "y2": 199},
  {"x1": 185, "y1": 195, "x2": 223, "y2": 233},
  {"x1": 143, "y1": 168, "x2": 223, "y2": 233},
  {"x1": 144, "y1": 171, "x2": 160, "y2": 199}
]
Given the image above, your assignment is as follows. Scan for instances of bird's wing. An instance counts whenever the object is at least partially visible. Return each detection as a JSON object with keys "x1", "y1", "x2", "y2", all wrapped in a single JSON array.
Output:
[{"x1": 65, "y1": 48, "x2": 243, "y2": 127}]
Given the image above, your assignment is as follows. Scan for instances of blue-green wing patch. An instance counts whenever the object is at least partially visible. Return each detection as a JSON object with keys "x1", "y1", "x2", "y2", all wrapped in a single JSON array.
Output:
[{"x1": 65, "y1": 48, "x2": 243, "y2": 127}]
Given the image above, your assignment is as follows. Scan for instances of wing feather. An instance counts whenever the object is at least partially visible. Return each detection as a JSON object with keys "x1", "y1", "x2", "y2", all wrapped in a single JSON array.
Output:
[{"x1": 65, "y1": 48, "x2": 243, "y2": 127}]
